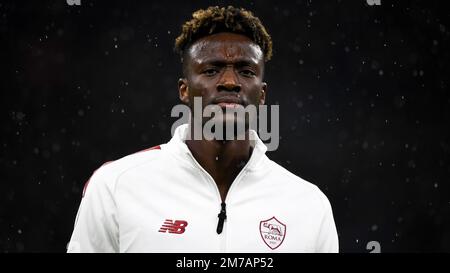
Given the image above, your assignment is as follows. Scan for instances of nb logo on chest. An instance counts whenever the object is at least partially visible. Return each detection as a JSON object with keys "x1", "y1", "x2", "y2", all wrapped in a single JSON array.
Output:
[{"x1": 158, "y1": 219, "x2": 188, "y2": 234}]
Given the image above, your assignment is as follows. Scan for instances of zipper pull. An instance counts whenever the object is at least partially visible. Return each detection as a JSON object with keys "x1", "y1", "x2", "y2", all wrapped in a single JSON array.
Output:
[{"x1": 216, "y1": 202, "x2": 227, "y2": 234}]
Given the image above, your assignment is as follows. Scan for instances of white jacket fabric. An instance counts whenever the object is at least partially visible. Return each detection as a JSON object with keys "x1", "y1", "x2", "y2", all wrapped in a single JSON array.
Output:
[{"x1": 67, "y1": 124, "x2": 339, "y2": 253}]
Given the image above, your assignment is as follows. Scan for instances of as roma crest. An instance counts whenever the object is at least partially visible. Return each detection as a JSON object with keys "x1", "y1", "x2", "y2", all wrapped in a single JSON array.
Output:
[{"x1": 259, "y1": 216, "x2": 286, "y2": 250}]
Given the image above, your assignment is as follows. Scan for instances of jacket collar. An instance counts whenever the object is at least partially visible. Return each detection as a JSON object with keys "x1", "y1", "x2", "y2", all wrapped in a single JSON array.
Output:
[{"x1": 165, "y1": 124, "x2": 267, "y2": 171}]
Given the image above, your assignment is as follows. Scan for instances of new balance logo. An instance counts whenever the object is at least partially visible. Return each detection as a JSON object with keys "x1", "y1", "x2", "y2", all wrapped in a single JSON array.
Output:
[{"x1": 158, "y1": 219, "x2": 188, "y2": 234}]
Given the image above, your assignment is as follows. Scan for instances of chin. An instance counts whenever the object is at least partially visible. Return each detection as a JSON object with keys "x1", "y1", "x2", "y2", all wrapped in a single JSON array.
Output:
[
  {"x1": 201, "y1": 113, "x2": 250, "y2": 141},
  {"x1": 222, "y1": 116, "x2": 249, "y2": 140}
]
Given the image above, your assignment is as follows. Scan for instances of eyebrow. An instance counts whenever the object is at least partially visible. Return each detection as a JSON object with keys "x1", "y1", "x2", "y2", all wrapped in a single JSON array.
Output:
[{"x1": 196, "y1": 58, "x2": 258, "y2": 67}]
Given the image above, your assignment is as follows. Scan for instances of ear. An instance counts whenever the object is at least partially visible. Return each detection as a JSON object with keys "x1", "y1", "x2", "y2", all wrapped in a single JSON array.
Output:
[
  {"x1": 259, "y1": 82, "x2": 267, "y2": 105},
  {"x1": 178, "y1": 78, "x2": 190, "y2": 104}
]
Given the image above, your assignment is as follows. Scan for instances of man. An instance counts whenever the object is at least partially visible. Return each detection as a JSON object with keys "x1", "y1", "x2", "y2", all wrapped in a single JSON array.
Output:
[{"x1": 67, "y1": 6, "x2": 338, "y2": 252}]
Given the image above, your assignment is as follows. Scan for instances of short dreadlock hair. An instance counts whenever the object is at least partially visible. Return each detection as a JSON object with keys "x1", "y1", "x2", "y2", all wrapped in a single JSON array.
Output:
[{"x1": 175, "y1": 6, "x2": 273, "y2": 66}]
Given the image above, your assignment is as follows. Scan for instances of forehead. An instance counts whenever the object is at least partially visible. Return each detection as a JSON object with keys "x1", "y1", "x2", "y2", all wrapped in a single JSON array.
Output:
[{"x1": 186, "y1": 32, "x2": 264, "y2": 65}]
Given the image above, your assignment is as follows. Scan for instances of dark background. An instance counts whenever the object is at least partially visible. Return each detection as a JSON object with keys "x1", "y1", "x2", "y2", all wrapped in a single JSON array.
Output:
[{"x1": 1, "y1": 0, "x2": 449, "y2": 252}]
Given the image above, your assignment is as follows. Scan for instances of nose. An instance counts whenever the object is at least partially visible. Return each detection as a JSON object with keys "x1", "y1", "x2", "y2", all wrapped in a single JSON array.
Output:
[{"x1": 217, "y1": 67, "x2": 241, "y2": 93}]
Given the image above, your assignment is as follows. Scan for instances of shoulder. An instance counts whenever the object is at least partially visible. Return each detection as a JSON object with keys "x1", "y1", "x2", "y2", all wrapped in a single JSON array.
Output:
[
  {"x1": 265, "y1": 158, "x2": 333, "y2": 211},
  {"x1": 82, "y1": 145, "x2": 166, "y2": 197}
]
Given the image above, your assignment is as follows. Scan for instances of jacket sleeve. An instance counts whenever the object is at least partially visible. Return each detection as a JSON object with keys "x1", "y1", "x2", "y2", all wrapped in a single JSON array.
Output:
[
  {"x1": 315, "y1": 192, "x2": 339, "y2": 253},
  {"x1": 67, "y1": 170, "x2": 119, "y2": 253}
]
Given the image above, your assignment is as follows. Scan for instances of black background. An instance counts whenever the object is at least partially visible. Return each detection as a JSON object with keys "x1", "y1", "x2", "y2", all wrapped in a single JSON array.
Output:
[{"x1": 1, "y1": 0, "x2": 449, "y2": 252}]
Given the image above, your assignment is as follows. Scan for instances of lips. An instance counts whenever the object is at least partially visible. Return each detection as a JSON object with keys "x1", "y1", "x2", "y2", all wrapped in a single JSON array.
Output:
[{"x1": 212, "y1": 96, "x2": 244, "y2": 108}]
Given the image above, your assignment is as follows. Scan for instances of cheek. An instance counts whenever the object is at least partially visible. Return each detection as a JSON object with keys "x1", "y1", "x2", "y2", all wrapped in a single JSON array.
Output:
[
  {"x1": 242, "y1": 82, "x2": 263, "y2": 103},
  {"x1": 188, "y1": 77, "x2": 208, "y2": 96},
  {"x1": 188, "y1": 78, "x2": 216, "y2": 104}
]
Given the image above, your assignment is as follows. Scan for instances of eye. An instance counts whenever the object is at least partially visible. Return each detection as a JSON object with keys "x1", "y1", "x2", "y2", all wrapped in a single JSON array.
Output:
[
  {"x1": 203, "y1": 68, "x2": 219, "y2": 76},
  {"x1": 240, "y1": 69, "x2": 256, "y2": 77}
]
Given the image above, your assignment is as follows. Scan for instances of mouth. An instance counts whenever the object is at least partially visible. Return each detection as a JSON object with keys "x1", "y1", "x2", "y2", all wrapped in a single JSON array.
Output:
[
  {"x1": 216, "y1": 102, "x2": 241, "y2": 108},
  {"x1": 212, "y1": 96, "x2": 245, "y2": 108}
]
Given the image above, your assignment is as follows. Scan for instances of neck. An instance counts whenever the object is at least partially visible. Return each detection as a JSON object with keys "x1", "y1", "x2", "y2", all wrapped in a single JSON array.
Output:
[{"x1": 185, "y1": 124, "x2": 253, "y2": 201}]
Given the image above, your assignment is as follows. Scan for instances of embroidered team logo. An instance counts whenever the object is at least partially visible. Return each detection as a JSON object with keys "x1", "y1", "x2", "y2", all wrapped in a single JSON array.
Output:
[
  {"x1": 259, "y1": 217, "x2": 286, "y2": 250},
  {"x1": 158, "y1": 219, "x2": 188, "y2": 234}
]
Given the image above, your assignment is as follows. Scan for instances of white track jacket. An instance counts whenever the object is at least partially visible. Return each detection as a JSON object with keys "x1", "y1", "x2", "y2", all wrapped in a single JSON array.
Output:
[{"x1": 67, "y1": 124, "x2": 339, "y2": 253}]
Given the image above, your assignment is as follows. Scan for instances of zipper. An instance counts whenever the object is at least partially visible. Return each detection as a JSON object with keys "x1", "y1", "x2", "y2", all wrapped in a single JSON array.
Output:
[
  {"x1": 185, "y1": 150, "x2": 253, "y2": 250},
  {"x1": 216, "y1": 202, "x2": 227, "y2": 234}
]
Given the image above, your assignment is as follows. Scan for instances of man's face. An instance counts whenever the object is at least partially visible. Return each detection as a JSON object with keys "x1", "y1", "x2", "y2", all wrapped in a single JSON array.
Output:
[{"x1": 178, "y1": 32, "x2": 267, "y2": 133}]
